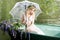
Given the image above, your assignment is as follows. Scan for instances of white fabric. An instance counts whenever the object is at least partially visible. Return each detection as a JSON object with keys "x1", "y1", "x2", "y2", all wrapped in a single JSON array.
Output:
[
  {"x1": 23, "y1": 14, "x2": 45, "y2": 35},
  {"x1": 27, "y1": 24, "x2": 45, "y2": 35}
]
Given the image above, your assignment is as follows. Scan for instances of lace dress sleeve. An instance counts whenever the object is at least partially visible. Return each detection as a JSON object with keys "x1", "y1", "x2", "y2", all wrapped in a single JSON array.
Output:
[{"x1": 29, "y1": 14, "x2": 35, "y2": 24}]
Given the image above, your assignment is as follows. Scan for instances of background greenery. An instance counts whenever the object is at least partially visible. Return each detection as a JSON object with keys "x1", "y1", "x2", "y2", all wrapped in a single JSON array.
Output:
[{"x1": 0, "y1": 0, "x2": 60, "y2": 24}]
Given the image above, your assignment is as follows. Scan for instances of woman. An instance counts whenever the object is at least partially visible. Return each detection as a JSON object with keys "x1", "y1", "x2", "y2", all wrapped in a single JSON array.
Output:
[{"x1": 21, "y1": 5, "x2": 45, "y2": 35}]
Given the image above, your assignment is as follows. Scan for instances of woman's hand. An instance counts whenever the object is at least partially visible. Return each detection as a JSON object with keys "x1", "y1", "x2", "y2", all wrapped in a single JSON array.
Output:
[{"x1": 26, "y1": 21, "x2": 32, "y2": 27}]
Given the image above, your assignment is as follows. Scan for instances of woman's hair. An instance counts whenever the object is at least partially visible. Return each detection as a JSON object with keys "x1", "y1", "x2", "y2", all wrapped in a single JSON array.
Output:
[{"x1": 27, "y1": 5, "x2": 36, "y2": 10}]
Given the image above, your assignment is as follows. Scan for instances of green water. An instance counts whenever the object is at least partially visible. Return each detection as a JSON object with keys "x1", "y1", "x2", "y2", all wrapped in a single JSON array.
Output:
[{"x1": 36, "y1": 24, "x2": 60, "y2": 38}]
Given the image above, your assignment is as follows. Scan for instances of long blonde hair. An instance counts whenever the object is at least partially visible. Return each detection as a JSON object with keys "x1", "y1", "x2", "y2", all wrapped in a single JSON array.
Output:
[
  {"x1": 27, "y1": 5, "x2": 36, "y2": 11},
  {"x1": 27, "y1": 5, "x2": 36, "y2": 21}
]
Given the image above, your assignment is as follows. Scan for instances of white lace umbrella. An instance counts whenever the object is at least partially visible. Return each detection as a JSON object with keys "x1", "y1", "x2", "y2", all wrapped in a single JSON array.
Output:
[{"x1": 9, "y1": 0, "x2": 42, "y2": 20}]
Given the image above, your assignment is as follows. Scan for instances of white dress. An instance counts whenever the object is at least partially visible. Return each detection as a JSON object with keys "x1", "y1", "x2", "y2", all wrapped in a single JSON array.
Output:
[{"x1": 23, "y1": 14, "x2": 45, "y2": 35}]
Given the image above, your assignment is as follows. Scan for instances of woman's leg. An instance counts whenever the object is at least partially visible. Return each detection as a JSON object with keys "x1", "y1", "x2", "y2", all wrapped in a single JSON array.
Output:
[{"x1": 27, "y1": 24, "x2": 45, "y2": 35}]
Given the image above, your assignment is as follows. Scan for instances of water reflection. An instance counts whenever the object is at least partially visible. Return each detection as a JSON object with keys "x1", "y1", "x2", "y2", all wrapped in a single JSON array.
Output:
[{"x1": 35, "y1": 24, "x2": 60, "y2": 38}]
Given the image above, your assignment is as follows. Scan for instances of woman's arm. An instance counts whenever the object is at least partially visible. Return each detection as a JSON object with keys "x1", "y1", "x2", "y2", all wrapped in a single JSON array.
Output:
[
  {"x1": 30, "y1": 13, "x2": 35, "y2": 24},
  {"x1": 27, "y1": 14, "x2": 35, "y2": 27},
  {"x1": 21, "y1": 15, "x2": 26, "y2": 24}
]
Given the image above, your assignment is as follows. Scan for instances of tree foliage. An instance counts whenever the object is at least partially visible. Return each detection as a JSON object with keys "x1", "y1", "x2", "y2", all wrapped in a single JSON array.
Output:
[
  {"x1": 39, "y1": 0, "x2": 58, "y2": 15},
  {"x1": 0, "y1": 0, "x2": 59, "y2": 23}
]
